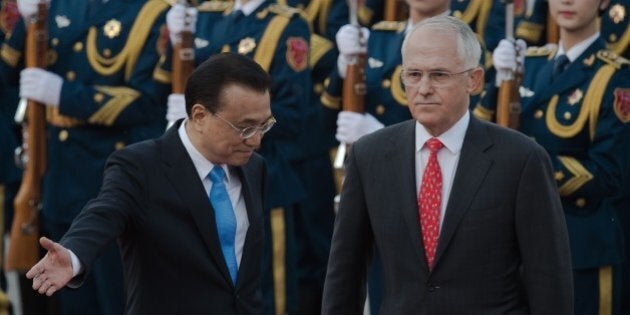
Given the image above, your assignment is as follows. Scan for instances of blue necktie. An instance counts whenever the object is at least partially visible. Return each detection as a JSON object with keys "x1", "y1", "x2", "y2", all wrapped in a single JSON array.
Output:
[{"x1": 209, "y1": 166, "x2": 238, "y2": 284}]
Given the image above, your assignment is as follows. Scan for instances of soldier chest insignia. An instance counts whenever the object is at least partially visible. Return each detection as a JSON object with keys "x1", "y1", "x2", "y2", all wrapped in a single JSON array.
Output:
[
  {"x1": 238, "y1": 37, "x2": 256, "y2": 54},
  {"x1": 567, "y1": 89, "x2": 583, "y2": 105},
  {"x1": 55, "y1": 15, "x2": 70, "y2": 29},
  {"x1": 368, "y1": 57, "x2": 383, "y2": 68},
  {"x1": 103, "y1": 19, "x2": 121, "y2": 39},
  {"x1": 609, "y1": 4, "x2": 626, "y2": 24},
  {"x1": 614, "y1": 88, "x2": 630, "y2": 123},
  {"x1": 1, "y1": 1, "x2": 20, "y2": 34},
  {"x1": 286, "y1": 37, "x2": 308, "y2": 72}
]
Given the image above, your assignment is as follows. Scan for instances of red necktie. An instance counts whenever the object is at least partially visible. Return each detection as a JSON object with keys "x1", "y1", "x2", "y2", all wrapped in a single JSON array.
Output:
[{"x1": 418, "y1": 138, "x2": 443, "y2": 269}]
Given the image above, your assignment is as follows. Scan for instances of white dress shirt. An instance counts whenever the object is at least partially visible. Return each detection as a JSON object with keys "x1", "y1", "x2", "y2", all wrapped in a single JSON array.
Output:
[
  {"x1": 415, "y1": 111, "x2": 469, "y2": 230},
  {"x1": 557, "y1": 31, "x2": 600, "y2": 62},
  {"x1": 178, "y1": 120, "x2": 249, "y2": 267}
]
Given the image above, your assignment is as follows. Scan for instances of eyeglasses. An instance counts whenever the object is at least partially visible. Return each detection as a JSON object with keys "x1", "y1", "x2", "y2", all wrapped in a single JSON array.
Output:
[
  {"x1": 213, "y1": 113, "x2": 276, "y2": 139},
  {"x1": 400, "y1": 68, "x2": 475, "y2": 87}
]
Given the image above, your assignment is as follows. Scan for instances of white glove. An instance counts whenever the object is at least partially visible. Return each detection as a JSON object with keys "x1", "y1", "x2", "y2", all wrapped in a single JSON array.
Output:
[
  {"x1": 493, "y1": 38, "x2": 526, "y2": 86},
  {"x1": 166, "y1": 93, "x2": 187, "y2": 122},
  {"x1": 335, "y1": 111, "x2": 383, "y2": 144},
  {"x1": 336, "y1": 24, "x2": 369, "y2": 78},
  {"x1": 166, "y1": 4, "x2": 197, "y2": 44},
  {"x1": 20, "y1": 68, "x2": 63, "y2": 107},
  {"x1": 17, "y1": 0, "x2": 49, "y2": 21}
]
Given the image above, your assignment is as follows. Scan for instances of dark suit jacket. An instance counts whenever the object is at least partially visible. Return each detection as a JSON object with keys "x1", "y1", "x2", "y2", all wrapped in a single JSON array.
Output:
[
  {"x1": 322, "y1": 116, "x2": 573, "y2": 314},
  {"x1": 61, "y1": 122, "x2": 267, "y2": 314}
]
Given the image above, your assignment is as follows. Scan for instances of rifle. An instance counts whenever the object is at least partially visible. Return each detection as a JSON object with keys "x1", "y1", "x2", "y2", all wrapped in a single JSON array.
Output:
[
  {"x1": 167, "y1": 0, "x2": 195, "y2": 129},
  {"x1": 6, "y1": 1, "x2": 48, "y2": 272},
  {"x1": 546, "y1": 4, "x2": 559, "y2": 44},
  {"x1": 496, "y1": 0, "x2": 521, "y2": 129},
  {"x1": 383, "y1": 0, "x2": 407, "y2": 22},
  {"x1": 333, "y1": 0, "x2": 367, "y2": 170}
]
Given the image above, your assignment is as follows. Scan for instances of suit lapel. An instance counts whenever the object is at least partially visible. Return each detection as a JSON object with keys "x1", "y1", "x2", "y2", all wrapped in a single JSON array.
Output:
[
  {"x1": 433, "y1": 117, "x2": 493, "y2": 268},
  {"x1": 160, "y1": 122, "x2": 234, "y2": 286},
  {"x1": 233, "y1": 162, "x2": 263, "y2": 288},
  {"x1": 390, "y1": 121, "x2": 430, "y2": 271}
]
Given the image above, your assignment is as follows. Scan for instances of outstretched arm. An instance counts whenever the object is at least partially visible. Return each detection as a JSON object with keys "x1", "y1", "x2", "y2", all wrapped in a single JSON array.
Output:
[{"x1": 25, "y1": 237, "x2": 74, "y2": 296}]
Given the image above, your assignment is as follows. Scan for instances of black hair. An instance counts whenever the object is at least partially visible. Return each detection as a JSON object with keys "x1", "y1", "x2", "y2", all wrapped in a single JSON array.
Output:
[{"x1": 184, "y1": 53, "x2": 271, "y2": 115}]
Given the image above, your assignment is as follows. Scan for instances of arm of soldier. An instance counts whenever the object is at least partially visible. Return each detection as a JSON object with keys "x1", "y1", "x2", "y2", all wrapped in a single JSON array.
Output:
[
  {"x1": 515, "y1": 144, "x2": 573, "y2": 313},
  {"x1": 0, "y1": 17, "x2": 27, "y2": 85},
  {"x1": 552, "y1": 73, "x2": 630, "y2": 209},
  {"x1": 56, "y1": 5, "x2": 170, "y2": 127},
  {"x1": 322, "y1": 143, "x2": 372, "y2": 314},
  {"x1": 261, "y1": 16, "x2": 311, "y2": 140}
]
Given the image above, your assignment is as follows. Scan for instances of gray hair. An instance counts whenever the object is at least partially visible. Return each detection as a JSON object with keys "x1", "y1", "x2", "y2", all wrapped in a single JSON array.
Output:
[{"x1": 401, "y1": 15, "x2": 481, "y2": 69}]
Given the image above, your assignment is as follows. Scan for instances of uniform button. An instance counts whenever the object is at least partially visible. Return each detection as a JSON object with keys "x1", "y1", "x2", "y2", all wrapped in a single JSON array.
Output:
[
  {"x1": 576, "y1": 198, "x2": 586, "y2": 208},
  {"x1": 314, "y1": 83, "x2": 324, "y2": 95},
  {"x1": 376, "y1": 105, "x2": 385, "y2": 115},
  {"x1": 609, "y1": 34, "x2": 617, "y2": 43},
  {"x1": 94, "y1": 93, "x2": 105, "y2": 103},
  {"x1": 103, "y1": 48, "x2": 112, "y2": 57},
  {"x1": 554, "y1": 171, "x2": 565, "y2": 181},
  {"x1": 381, "y1": 79, "x2": 391, "y2": 89},
  {"x1": 73, "y1": 42, "x2": 83, "y2": 52},
  {"x1": 58, "y1": 130, "x2": 69, "y2": 142},
  {"x1": 51, "y1": 38, "x2": 59, "y2": 46},
  {"x1": 66, "y1": 71, "x2": 76, "y2": 81},
  {"x1": 534, "y1": 110, "x2": 543, "y2": 119},
  {"x1": 115, "y1": 141, "x2": 125, "y2": 150},
  {"x1": 564, "y1": 112, "x2": 572, "y2": 120}
]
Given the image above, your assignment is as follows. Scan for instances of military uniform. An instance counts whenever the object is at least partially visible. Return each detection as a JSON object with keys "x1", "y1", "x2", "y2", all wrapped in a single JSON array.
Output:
[
  {"x1": 515, "y1": 0, "x2": 548, "y2": 47},
  {"x1": 450, "y1": 0, "x2": 505, "y2": 51},
  {"x1": 603, "y1": 0, "x2": 629, "y2": 58},
  {"x1": 474, "y1": 38, "x2": 630, "y2": 315},
  {"x1": 157, "y1": 1, "x2": 312, "y2": 314},
  {"x1": 0, "y1": 0, "x2": 170, "y2": 314}
]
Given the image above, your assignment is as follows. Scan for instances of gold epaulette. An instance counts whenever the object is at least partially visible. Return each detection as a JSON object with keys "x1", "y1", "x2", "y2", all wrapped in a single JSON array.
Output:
[
  {"x1": 197, "y1": 0, "x2": 231, "y2": 12},
  {"x1": 267, "y1": 3, "x2": 300, "y2": 18},
  {"x1": 525, "y1": 44, "x2": 557, "y2": 58},
  {"x1": 597, "y1": 50, "x2": 630, "y2": 69},
  {"x1": 371, "y1": 21, "x2": 405, "y2": 32}
]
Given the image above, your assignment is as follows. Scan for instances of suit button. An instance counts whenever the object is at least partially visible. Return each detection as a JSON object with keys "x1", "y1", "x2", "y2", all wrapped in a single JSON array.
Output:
[{"x1": 427, "y1": 285, "x2": 435, "y2": 292}]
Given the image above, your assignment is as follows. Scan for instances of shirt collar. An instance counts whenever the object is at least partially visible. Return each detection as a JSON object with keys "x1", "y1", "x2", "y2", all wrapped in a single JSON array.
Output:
[
  {"x1": 557, "y1": 32, "x2": 600, "y2": 62},
  {"x1": 233, "y1": 0, "x2": 265, "y2": 16},
  {"x1": 178, "y1": 120, "x2": 231, "y2": 183},
  {"x1": 415, "y1": 110, "x2": 469, "y2": 154}
]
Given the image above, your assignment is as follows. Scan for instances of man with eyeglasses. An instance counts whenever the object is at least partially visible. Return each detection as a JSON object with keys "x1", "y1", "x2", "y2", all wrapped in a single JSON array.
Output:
[
  {"x1": 322, "y1": 16, "x2": 573, "y2": 314},
  {"x1": 24, "y1": 53, "x2": 272, "y2": 314}
]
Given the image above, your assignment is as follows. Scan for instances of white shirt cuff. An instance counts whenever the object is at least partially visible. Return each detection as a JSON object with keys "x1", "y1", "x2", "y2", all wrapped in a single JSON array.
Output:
[{"x1": 68, "y1": 249, "x2": 83, "y2": 277}]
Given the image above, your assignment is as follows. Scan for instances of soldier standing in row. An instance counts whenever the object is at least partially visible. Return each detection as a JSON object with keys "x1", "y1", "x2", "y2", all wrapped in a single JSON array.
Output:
[
  {"x1": 476, "y1": 0, "x2": 630, "y2": 313},
  {"x1": 0, "y1": 0, "x2": 170, "y2": 313}
]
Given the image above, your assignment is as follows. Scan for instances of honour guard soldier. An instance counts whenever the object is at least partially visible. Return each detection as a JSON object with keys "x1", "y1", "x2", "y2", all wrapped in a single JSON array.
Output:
[
  {"x1": 0, "y1": 0, "x2": 170, "y2": 314},
  {"x1": 602, "y1": 1, "x2": 628, "y2": 58},
  {"x1": 0, "y1": 0, "x2": 19, "y2": 313},
  {"x1": 450, "y1": 0, "x2": 506, "y2": 51},
  {"x1": 161, "y1": 1, "x2": 312, "y2": 314},
  {"x1": 476, "y1": 0, "x2": 630, "y2": 314}
]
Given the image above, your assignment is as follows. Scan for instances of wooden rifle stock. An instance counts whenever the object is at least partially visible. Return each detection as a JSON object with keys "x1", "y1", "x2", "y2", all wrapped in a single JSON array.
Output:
[
  {"x1": 496, "y1": 76, "x2": 520, "y2": 129},
  {"x1": 341, "y1": 53, "x2": 366, "y2": 114},
  {"x1": 383, "y1": 0, "x2": 407, "y2": 22},
  {"x1": 6, "y1": 2, "x2": 48, "y2": 272},
  {"x1": 496, "y1": 0, "x2": 521, "y2": 130},
  {"x1": 172, "y1": 30, "x2": 194, "y2": 94}
]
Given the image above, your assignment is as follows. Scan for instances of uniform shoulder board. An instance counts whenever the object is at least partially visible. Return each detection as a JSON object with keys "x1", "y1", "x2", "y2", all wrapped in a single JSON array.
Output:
[
  {"x1": 597, "y1": 50, "x2": 630, "y2": 69},
  {"x1": 371, "y1": 21, "x2": 405, "y2": 32},
  {"x1": 267, "y1": 3, "x2": 300, "y2": 18},
  {"x1": 525, "y1": 44, "x2": 557, "y2": 58},
  {"x1": 197, "y1": 0, "x2": 232, "y2": 12}
]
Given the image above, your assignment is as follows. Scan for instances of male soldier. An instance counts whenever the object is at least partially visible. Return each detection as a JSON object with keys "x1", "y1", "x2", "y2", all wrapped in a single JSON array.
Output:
[
  {"x1": 476, "y1": 0, "x2": 630, "y2": 313},
  {"x1": 0, "y1": 0, "x2": 19, "y2": 313},
  {"x1": 161, "y1": 1, "x2": 312, "y2": 314},
  {"x1": 0, "y1": 0, "x2": 170, "y2": 314}
]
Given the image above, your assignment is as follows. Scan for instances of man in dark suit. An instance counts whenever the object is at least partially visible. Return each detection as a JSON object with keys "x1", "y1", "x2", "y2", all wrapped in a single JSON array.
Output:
[
  {"x1": 322, "y1": 16, "x2": 574, "y2": 314},
  {"x1": 24, "y1": 53, "x2": 273, "y2": 314}
]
